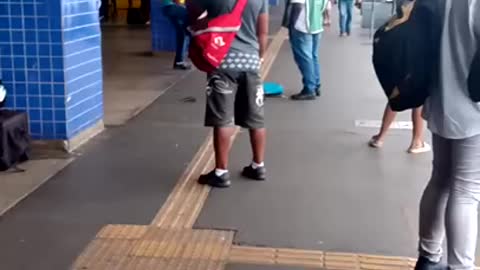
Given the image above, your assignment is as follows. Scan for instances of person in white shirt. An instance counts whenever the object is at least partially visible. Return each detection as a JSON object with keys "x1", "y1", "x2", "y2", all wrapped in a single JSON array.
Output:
[{"x1": 282, "y1": 0, "x2": 328, "y2": 100}]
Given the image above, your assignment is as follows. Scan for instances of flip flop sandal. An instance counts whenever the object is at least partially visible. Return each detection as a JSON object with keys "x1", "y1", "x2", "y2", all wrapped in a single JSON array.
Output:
[
  {"x1": 408, "y1": 142, "x2": 432, "y2": 154},
  {"x1": 368, "y1": 136, "x2": 384, "y2": 148}
]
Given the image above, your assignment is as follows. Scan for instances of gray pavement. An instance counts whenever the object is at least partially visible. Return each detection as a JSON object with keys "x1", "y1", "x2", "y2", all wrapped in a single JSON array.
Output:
[
  {"x1": 196, "y1": 13, "x2": 435, "y2": 258},
  {"x1": 0, "y1": 72, "x2": 209, "y2": 270}
]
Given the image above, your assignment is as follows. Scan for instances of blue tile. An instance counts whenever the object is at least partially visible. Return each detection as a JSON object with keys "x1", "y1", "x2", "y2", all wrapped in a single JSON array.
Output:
[
  {"x1": 24, "y1": 4, "x2": 35, "y2": 16},
  {"x1": 26, "y1": 44, "x2": 37, "y2": 55},
  {"x1": 0, "y1": 31, "x2": 10, "y2": 42},
  {"x1": 10, "y1": 4, "x2": 21, "y2": 16},
  {"x1": 29, "y1": 96, "x2": 40, "y2": 108},
  {"x1": 50, "y1": 31, "x2": 62, "y2": 43},
  {"x1": 36, "y1": 4, "x2": 47, "y2": 16},
  {"x1": 0, "y1": 4, "x2": 8, "y2": 16},
  {"x1": 30, "y1": 122, "x2": 41, "y2": 134},
  {"x1": 51, "y1": 44, "x2": 62, "y2": 56},
  {"x1": 53, "y1": 84, "x2": 64, "y2": 95},
  {"x1": 53, "y1": 71, "x2": 64, "y2": 82},
  {"x1": 0, "y1": 18, "x2": 10, "y2": 28},
  {"x1": 1, "y1": 57, "x2": 12, "y2": 69},
  {"x1": 13, "y1": 57, "x2": 25, "y2": 69},
  {"x1": 24, "y1": 18, "x2": 35, "y2": 29},
  {"x1": 14, "y1": 83, "x2": 26, "y2": 95},
  {"x1": 41, "y1": 97, "x2": 53, "y2": 108},
  {"x1": 13, "y1": 44, "x2": 24, "y2": 55},
  {"x1": 39, "y1": 44, "x2": 50, "y2": 56},
  {"x1": 39, "y1": 57, "x2": 50, "y2": 69},
  {"x1": 40, "y1": 84, "x2": 51, "y2": 95},
  {"x1": 11, "y1": 18, "x2": 23, "y2": 29},
  {"x1": 54, "y1": 97, "x2": 65, "y2": 108},
  {"x1": 52, "y1": 57, "x2": 63, "y2": 69},
  {"x1": 27, "y1": 70, "x2": 39, "y2": 82},
  {"x1": 55, "y1": 123, "x2": 67, "y2": 136},
  {"x1": 38, "y1": 18, "x2": 49, "y2": 29},
  {"x1": 27, "y1": 83, "x2": 39, "y2": 95},
  {"x1": 15, "y1": 70, "x2": 26, "y2": 82},
  {"x1": 0, "y1": 44, "x2": 11, "y2": 54},
  {"x1": 43, "y1": 110, "x2": 54, "y2": 122},
  {"x1": 26, "y1": 57, "x2": 36, "y2": 68},
  {"x1": 42, "y1": 122, "x2": 55, "y2": 137},
  {"x1": 1, "y1": 70, "x2": 13, "y2": 81},
  {"x1": 15, "y1": 95, "x2": 27, "y2": 108},
  {"x1": 11, "y1": 31, "x2": 24, "y2": 42},
  {"x1": 26, "y1": 30, "x2": 36, "y2": 42},
  {"x1": 29, "y1": 109, "x2": 41, "y2": 121},
  {"x1": 55, "y1": 109, "x2": 66, "y2": 121},
  {"x1": 38, "y1": 31, "x2": 50, "y2": 43},
  {"x1": 40, "y1": 71, "x2": 51, "y2": 81}
]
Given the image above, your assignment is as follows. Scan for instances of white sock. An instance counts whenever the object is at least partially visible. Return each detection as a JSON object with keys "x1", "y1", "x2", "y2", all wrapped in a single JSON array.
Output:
[
  {"x1": 251, "y1": 161, "x2": 265, "y2": 169},
  {"x1": 215, "y1": 169, "x2": 228, "y2": 177}
]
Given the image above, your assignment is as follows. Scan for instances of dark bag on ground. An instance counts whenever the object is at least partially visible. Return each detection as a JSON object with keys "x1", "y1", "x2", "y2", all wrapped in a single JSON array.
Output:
[
  {"x1": 0, "y1": 110, "x2": 30, "y2": 171},
  {"x1": 372, "y1": 0, "x2": 442, "y2": 112}
]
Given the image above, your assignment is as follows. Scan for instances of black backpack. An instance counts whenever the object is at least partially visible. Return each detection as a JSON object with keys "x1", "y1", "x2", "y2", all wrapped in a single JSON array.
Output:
[
  {"x1": 0, "y1": 82, "x2": 30, "y2": 172},
  {"x1": 372, "y1": 0, "x2": 443, "y2": 112}
]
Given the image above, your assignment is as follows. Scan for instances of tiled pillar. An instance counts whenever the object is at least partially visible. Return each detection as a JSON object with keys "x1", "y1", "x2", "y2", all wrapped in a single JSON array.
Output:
[
  {"x1": 0, "y1": 0, "x2": 104, "y2": 144},
  {"x1": 150, "y1": 1, "x2": 176, "y2": 52}
]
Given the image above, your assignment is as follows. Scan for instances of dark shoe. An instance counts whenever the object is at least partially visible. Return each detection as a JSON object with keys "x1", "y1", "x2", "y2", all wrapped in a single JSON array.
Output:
[
  {"x1": 198, "y1": 170, "x2": 231, "y2": 188},
  {"x1": 174, "y1": 62, "x2": 192, "y2": 70},
  {"x1": 315, "y1": 86, "x2": 321, "y2": 97},
  {"x1": 291, "y1": 91, "x2": 316, "y2": 101},
  {"x1": 414, "y1": 257, "x2": 447, "y2": 270},
  {"x1": 242, "y1": 165, "x2": 266, "y2": 181}
]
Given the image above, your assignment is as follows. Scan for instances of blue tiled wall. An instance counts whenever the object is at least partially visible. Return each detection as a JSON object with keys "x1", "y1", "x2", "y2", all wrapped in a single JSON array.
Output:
[
  {"x1": 0, "y1": 0, "x2": 103, "y2": 140},
  {"x1": 150, "y1": 0, "x2": 176, "y2": 52}
]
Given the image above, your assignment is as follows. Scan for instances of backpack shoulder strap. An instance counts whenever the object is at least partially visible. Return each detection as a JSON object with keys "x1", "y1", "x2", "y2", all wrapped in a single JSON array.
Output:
[{"x1": 231, "y1": 0, "x2": 248, "y2": 17}]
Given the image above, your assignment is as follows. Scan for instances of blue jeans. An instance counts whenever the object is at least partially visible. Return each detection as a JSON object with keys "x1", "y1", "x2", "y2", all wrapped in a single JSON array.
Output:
[
  {"x1": 339, "y1": 0, "x2": 354, "y2": 34},
  {"x1": 289, "y1": 28, "x2": 321, "y2": 94},
  {"x1": 162, "y1": 5, "x2": 189, "y2": 64}
]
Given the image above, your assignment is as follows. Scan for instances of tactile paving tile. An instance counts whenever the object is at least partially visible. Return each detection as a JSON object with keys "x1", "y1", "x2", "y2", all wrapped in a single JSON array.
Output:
[
  {"x1": 71, "y1": 225, "x2": 235, "y2": 270},
  {"x1": 229, "y1": 246, "x2": 421, "y2": 270}
]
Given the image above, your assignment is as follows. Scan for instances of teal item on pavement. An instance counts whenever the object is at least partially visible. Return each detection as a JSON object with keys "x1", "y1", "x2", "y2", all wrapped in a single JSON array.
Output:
[{"x1": 264, "y1": 82, "x2": 284, "y2": 96}]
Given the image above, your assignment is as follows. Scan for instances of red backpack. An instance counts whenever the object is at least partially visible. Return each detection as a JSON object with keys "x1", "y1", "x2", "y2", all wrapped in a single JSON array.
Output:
[{"x1": 187, "y1": 0, "x2": 247, "y2": 73}]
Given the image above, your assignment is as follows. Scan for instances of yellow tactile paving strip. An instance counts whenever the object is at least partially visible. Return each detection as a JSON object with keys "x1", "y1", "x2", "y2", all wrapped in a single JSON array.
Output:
[
  {"x1": 71, "y1": 225, "x2": 234, "y2": 270},
  {"x1": 230, "y1": 245, "x2": 419, "y2": 270},
  {"x1": 67, "y1": 27, "x2": 460, "y2": 270}
]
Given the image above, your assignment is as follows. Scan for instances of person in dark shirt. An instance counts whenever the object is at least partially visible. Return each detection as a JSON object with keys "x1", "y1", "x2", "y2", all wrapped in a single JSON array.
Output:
[
  {"x1": 162, "y1": 0, "x2": 191, "y2": 70},
  {"x1": 190, "y1": 0, "x2": 269, "y2": 188}
]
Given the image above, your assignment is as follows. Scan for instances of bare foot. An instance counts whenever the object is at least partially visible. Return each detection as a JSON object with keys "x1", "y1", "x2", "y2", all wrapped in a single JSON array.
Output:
[{"x1": 368, "y1": 135, "x2": 384, "y2": 148}]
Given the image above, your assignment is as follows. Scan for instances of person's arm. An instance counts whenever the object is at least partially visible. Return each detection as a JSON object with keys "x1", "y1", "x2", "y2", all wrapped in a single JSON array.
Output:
[{"x1": 257, "y1": 0, "x2": 269, "y2": 59}]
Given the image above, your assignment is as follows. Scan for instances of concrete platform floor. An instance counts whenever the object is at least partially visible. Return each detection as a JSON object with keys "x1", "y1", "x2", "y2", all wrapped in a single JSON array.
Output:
[{"x1": 1, "y1": 6, "x2": 474, "y2": 270}]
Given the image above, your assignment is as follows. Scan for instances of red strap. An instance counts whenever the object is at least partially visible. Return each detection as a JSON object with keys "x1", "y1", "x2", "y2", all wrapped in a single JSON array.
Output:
[{"x1": 232, "y1": 0, "x2": 248, "y2": 17}]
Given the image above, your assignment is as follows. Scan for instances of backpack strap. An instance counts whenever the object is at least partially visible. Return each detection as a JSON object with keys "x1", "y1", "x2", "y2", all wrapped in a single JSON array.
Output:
[{"x1": 231, "y1": 0, "x2": 248, "y2": 18}]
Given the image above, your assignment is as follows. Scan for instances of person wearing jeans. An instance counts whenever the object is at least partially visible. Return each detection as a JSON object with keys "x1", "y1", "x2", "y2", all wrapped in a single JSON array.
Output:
[
  {"x1": 283, "y1": 0, "x2": 328, "y2": 100},
  {"x1": 415, "y1": 0, "x2": 480, "y2": 269},
  {"x1": 162, "y1": 0, "x2": 191, "y2": 70},
  {"x1": 338, "y1": 0, "x2": 354, "y2": 36}
]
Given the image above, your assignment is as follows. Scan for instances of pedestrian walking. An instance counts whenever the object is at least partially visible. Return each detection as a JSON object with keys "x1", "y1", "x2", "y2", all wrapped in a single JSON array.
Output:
[
  {"x1": 283, "y1": 0, "x2": 329, "y2": 100},
  {"x1": 369, "y1": 104, "x2": 430, "y2": 154},
  {"x1": 338, "y1": 0, "x2": 358, "y2": 36},
  {"x1": 415, "y1": 1, "x2": 480, "y2": 269},
  {"x1": 161, "y1": 0, "x2": 191, "y2": 70}
]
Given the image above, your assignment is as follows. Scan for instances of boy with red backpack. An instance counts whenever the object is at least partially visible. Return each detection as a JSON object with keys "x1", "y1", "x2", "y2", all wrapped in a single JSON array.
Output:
[{"x1": 187, "y1": 0, "x2": 269, "y2": 188}]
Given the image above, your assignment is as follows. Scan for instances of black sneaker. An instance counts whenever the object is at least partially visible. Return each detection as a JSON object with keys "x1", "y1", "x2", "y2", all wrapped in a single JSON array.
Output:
[
  {"x1": 242, "y1": 165, "x2": 266, "y2": 181},
  {"x1": 174, "y1": 62, "x2": 192, "y2": 70},
  {"x1": 315, "y1": 86, "x2": 321, "y2": 97},
  {"x1": 291, "y1": 91, "x2": 316, "y2": 101},
  {"x1": 414, "y1": 257, "x2": 447, "y2": 270},
  {"x1": 198, "y1": 170, "x2": 231, "y2": 188}
]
